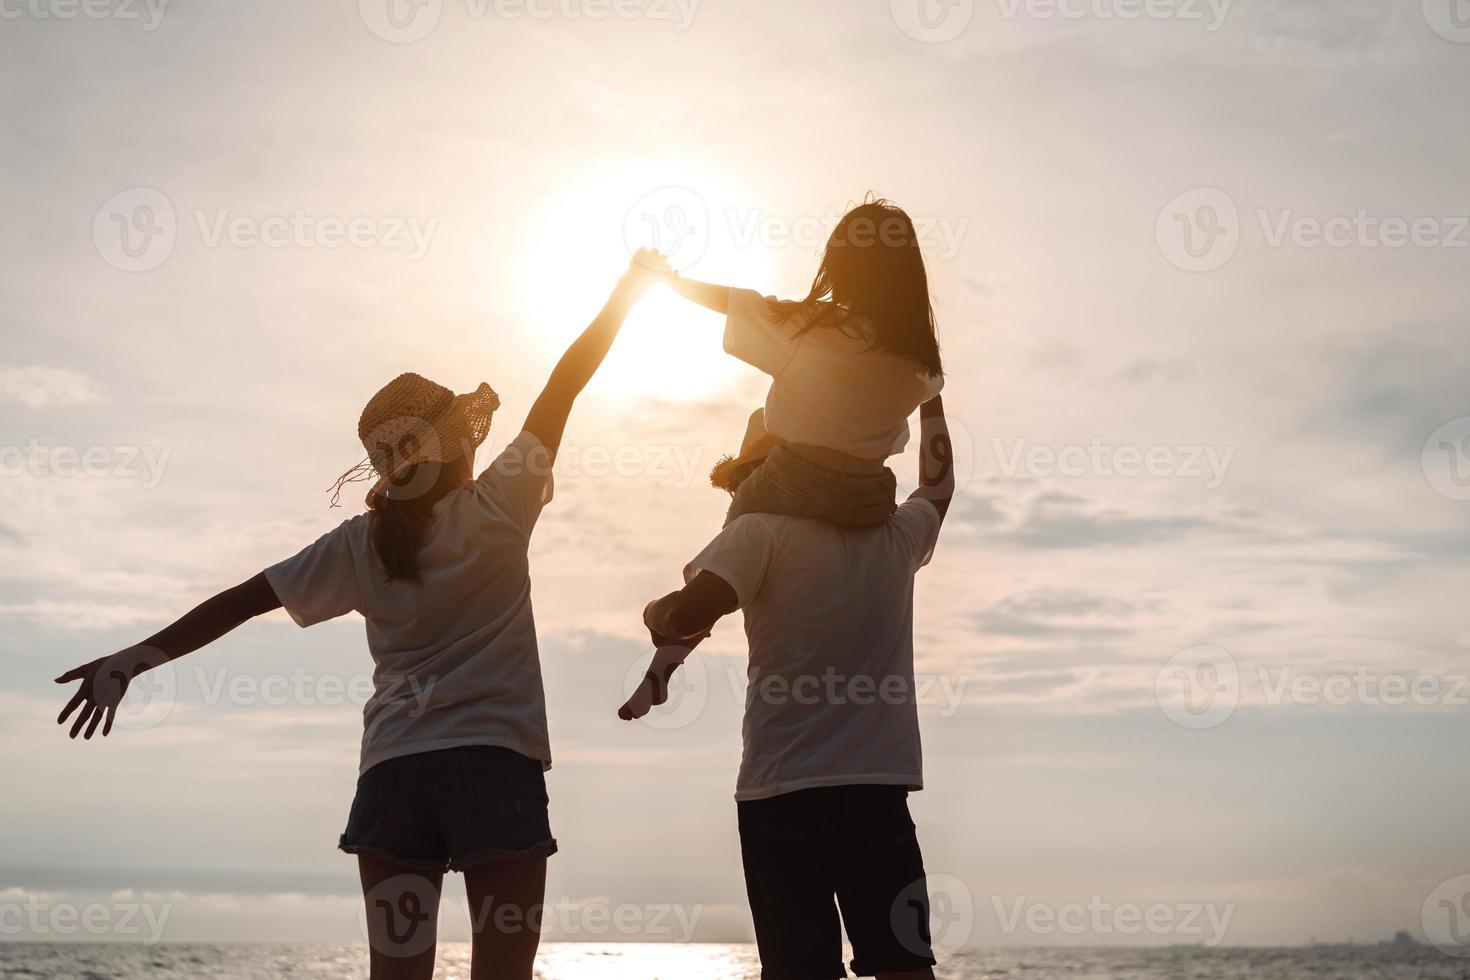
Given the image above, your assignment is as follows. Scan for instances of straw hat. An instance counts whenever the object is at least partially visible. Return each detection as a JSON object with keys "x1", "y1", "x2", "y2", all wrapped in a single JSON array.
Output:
[{"x1": 329, "y1": 372, "x2": 499, "y2": 507}]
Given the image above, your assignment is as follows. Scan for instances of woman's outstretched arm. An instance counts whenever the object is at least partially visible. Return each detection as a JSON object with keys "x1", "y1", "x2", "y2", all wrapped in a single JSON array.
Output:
[
  {"x1": 666, "y1": 274, "x2": 731, "y2": 315},
  {"x1": 55, "y1": 572, "x2": 282, "y2": 739},
  {"x1": 521, "y1": 249, "x2": 669, "y2": 458}
]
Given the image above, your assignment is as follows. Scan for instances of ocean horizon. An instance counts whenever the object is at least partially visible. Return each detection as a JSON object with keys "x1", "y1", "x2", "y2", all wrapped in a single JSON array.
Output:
[{"x1": 3, "y1": 941, "x2": 1467, "y2": 979}]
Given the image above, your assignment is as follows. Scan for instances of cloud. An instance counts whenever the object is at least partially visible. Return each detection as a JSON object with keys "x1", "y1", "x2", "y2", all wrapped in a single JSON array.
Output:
[
  {"x1": 974, "y1": 587, "x2": 1158, "y2": 639},
  {"x1": 1312, "y1": 321, "x2": 1470, "y2": 463},
  {"x1": 0, "y1": 365, "x2": 103, "y2": 409},
  {"x1": 0, "y1": 600, "x2": 161, "y2": 631},
  {"x1": 999, "y1": 490, "x2": 1250, "y2": 550}
]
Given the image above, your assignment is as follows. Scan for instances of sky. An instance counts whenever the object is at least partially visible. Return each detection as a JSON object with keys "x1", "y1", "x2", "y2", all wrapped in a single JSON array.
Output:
[{"x1": 3, "y1": 0, "x2": 1470, "y2": 953}]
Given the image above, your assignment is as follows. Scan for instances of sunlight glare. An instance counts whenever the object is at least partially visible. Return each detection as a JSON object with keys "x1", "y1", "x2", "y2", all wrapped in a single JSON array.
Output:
[{"x1": 518, "y1": 162, "x2": 772, "y2": 401}]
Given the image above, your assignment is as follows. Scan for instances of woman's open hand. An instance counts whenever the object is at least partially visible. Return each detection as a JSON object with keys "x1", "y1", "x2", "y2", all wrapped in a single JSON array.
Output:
[{"x1": 54, "y1": 646, "x2": 161, "y2": 739}]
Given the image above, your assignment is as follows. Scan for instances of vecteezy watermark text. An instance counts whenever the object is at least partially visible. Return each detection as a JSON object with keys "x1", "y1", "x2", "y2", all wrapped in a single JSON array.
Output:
[
  {"x1": 993, "y1": 438, "x2": 1234, "y2": 488},
  {"x1": 358, "y1": 878, "x2": 702, "y2": 959},
  {"x1": 1257, "y1": 667, "x2": 1470, "y2": 709},
  {"x1": 93, "y1": 188, "x2": 438, "y2": 272},
  {"x1": 1, "y1": 441, "x2": 170, "y2": 489},
  {"x1": 0, "y1": 0, "x2": 168, "y2": 29},
  {"x1": 1157, "y1": 645, "x2": 1470, "y2": 730},
  {"x1": 623, "y1": 188, "x2": 970, "y2": 270},
  {"x1": 889, "y1": 0, "x2": 1231, "y2": 43},
  {"x1": 742, "y1": 668, "x2": 970, "y2": 718},
  {"x1": 357, "y1": 0, "x2": 700, "y2": 43},
  {"x1": 0, "y1": 893, "x2": 172, "y2": 942},
  {"x1": 996, "y1": 0, "x2": 1231, "y2": 29},
  {"x1": 1157, "y1": 188, "x2": 1469, "y2": 273},
  {"x1": 991, "y1": 895, "x2": 1234, "y2": 945}
]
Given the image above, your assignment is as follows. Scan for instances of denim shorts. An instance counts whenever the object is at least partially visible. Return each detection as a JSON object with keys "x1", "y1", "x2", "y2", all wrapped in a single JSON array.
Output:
[
  {"x1": 738, "y1": 785, "x2": 935, "y2": 979},
  {"x1": 725, "y1": 446, "x2": 898, "y2": 529},
  {"x1": 339, "y1": 744, "x2": 556, "y2": 872}
]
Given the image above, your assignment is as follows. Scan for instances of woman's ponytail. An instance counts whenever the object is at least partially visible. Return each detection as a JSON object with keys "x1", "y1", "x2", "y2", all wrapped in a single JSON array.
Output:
[{"x1": 367, "y1": 461, "x2": 461, "y2": 584}]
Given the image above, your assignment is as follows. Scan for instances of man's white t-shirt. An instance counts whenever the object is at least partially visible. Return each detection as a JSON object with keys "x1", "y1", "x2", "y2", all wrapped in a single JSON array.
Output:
[
  {"x1": 724, "y1": 288, "x2": 945, "y2": 460},
  {"x1": 264, "y1": 430, "x2": 555, "y2": 775},
  {"x1": 686, "y1": 498, "x2": 943, "y2": 801}
]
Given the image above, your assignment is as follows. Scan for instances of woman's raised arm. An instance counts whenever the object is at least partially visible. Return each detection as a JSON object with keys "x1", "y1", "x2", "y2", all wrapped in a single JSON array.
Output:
[
  {"x1": 521, "y1": 249, "x2": 669, "y2": 459},
  {"x1": 56, "y1": 572, "x2": 282, "y2": 739}
]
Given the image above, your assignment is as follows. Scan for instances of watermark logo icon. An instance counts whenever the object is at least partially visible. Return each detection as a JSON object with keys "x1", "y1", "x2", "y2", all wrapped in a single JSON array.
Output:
[
  {"x1": 1155, "y1": 645, "x2": 1239, "y2": 730},
  {"x1": 891, "y1": 873, "x2": 974, "y2": 955},
  {"x1": 359, "y1": 0, "x2": 442, "y2": 42},
  {"x1": 90, "y1": 648, "x2": 177, "y2": 732},
  {"x1": 890, "y1": 0, "x2": 975, "y2": 42},
  {"x1": 623, "y1": 186, "x2": 710, "y2": 270},
  {"x1": 359, "y1": 874, "x2": 442, "y2": 959},
  {"x1": 1423, "y1": 875, "x2": 1470, "y2": 957},
  {"x1": 93, "y1": 187, "x2": 176, "y2": 272},
  {"x1": 1423, "y1": 0, "x2": 1470, "y2": 42},
  {"x1": 1156, "y1": 188, "x2": 1240, "y2": 272},
  {"x1": 1423, "y1": 418, "x2": 1470, "y2": 501}
]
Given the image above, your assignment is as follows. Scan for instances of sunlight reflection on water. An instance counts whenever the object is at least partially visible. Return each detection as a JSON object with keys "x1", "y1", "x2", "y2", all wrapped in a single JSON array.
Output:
[{"x1": 2, "y1": 942, "x2": 1465, "y2": 979}]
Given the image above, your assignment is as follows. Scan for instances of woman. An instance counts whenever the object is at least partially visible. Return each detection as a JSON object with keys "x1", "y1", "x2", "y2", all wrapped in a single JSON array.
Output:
[{"x1": 54, "y1": 249, "x2": 671, "y2": 980}]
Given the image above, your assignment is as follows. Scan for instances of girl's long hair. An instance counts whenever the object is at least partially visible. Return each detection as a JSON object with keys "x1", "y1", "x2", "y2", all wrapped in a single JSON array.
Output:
[
  {"x1": 777, "y1": 198, "x2": 943, "y2": 378},
  {"x1": 367, "y1": 461, "x2": 463, "y2": 584}
]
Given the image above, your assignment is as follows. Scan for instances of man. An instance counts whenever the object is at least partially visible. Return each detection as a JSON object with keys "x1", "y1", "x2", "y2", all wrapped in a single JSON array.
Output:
[{"x1": 623, "y1": 395, "x2": 955, "y2": 980}]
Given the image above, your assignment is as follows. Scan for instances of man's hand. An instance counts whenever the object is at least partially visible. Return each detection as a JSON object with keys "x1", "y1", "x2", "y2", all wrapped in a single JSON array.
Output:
[
  {"x1": 55, "y1": 645, "x2": 165, "y2": 739},
  {"x1": 643, "y1": 594, "x2": 709, "y2": 646}
]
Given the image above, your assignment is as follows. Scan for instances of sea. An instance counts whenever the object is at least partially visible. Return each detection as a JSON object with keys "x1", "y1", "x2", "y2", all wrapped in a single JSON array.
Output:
[{"x1": 2, "y1": 943, "x2": 1468, "y2": 979}]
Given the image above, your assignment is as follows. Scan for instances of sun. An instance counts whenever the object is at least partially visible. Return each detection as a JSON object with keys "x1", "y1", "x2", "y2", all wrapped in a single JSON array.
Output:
[{"x1": 517, "y1": 160, "x2": 772, "y2": 401}]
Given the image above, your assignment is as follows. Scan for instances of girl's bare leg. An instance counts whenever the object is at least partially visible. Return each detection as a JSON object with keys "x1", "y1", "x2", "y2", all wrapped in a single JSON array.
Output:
[
  {"x1": 465, "y1": 856, "x2": 547, "y2": 980},
  {"x1": 358, "y1": 855, "x2": 444, "y2": 980}
]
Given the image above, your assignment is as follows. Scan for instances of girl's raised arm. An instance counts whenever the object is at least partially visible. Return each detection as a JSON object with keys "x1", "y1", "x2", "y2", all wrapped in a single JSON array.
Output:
[
  {"x1": 666, "y1": 274, "x2": 731, "y2": 315},
  {"x1": 908, "y1": 395, "x2": 954, "y2": 522},
  {"x1": 56, "y1": 572, "x2": 282, "y2": 739}
]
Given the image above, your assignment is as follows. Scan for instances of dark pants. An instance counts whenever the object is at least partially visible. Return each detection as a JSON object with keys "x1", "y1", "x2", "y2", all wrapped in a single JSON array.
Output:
[{"x1": 737, "y1": 785, "x2": 936, "y2": 979}]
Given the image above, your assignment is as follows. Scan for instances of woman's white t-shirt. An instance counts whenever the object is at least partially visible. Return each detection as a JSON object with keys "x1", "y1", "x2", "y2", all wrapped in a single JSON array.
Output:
[
  {"x1": 724, "y1": 288, "x2": 944, "y2": 460},
  {"x1": 264, "y1": 430, "x2": 555, "y2": 775}
]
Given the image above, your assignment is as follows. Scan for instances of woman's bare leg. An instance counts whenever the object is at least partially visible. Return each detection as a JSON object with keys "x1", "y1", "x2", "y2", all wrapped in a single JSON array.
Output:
[
  {"x1": 358, "y1": 855, "x2": 444, "y2": 980},
  {"x1": 464, "y1": 856, "x2": 547, "y2": 980}
]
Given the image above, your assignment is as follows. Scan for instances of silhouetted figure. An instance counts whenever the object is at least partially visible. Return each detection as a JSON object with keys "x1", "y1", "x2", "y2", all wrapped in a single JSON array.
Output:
[
  {"x1": 624, "y1": 395, "x2": 956, "y2": 980},
  {"x1": 57, "y1": 250, "x2": 673, "y2": 980}
]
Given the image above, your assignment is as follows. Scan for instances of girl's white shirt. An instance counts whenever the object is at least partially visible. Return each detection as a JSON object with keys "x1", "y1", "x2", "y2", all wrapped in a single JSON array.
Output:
[
  {"x1": 724, "y1": 288, "x2": 944, "y2": 461},
  {"x1": 265, "y1": 430, "x2": 556, "y2": 775}
]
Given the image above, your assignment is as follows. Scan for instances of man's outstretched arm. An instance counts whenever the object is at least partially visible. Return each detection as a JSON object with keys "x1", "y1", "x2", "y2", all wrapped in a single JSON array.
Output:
[
  {"x1": 908, "y1": 394, "x2": 954, "y2": 522},
  {"x1": 644, "y1": 570, "x2": 740, "y2": 642}
]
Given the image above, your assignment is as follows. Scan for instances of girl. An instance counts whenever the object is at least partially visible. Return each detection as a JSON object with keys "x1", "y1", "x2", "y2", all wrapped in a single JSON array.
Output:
[
  {"x1": 617, "y1": 200, "x2": 944, "y2": 722},
  {"x1": 55, "y1": 250, "x2": 670, "y2": 980},
  {"x1": 668, "y1": 197, "x2": 944, "y2": 528}
]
